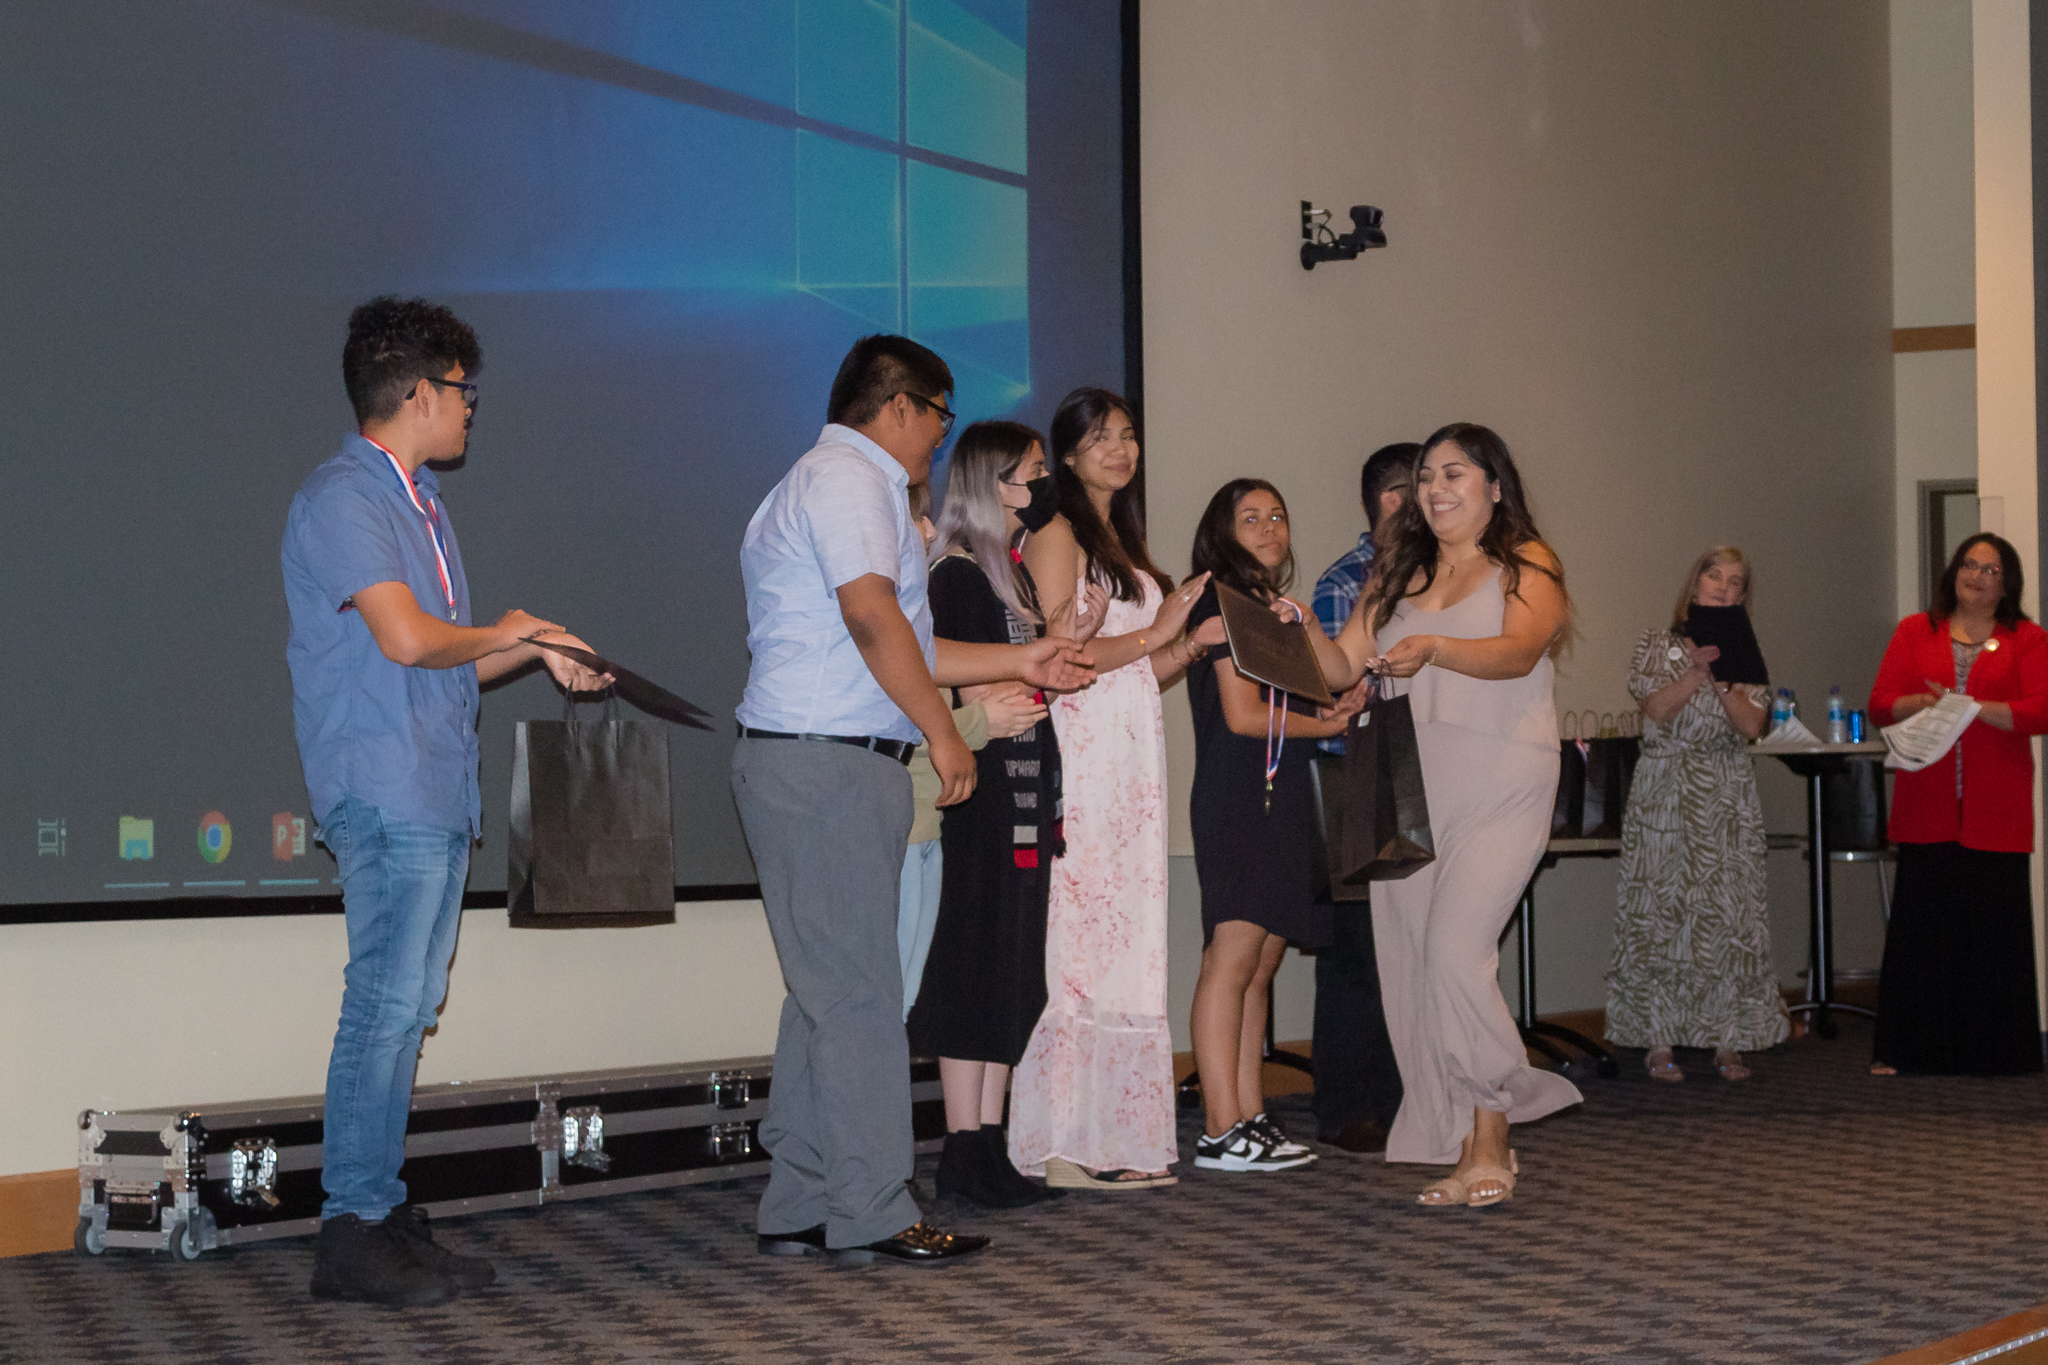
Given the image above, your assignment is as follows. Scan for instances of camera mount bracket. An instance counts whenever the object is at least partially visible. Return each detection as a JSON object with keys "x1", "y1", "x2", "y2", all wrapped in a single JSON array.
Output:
[{"x1": 1300, "y1": 201, "x2": 1387, "y2": 270}]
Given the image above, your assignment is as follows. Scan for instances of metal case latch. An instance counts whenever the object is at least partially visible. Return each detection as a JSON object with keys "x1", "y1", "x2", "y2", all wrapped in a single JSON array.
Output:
[
  {"x1": 709, "y1": 1122, "x2": 753, "y2": 1160},
  {"x1": 562, "y1": 1106, "x2": 611, "y2": 1172},
  {"x1": 228, "y1": 1139, "x2": 280, "y2": 1209},
  {"x1": 709, "y1": 1071, "x2": 751, "y2": 1109}
]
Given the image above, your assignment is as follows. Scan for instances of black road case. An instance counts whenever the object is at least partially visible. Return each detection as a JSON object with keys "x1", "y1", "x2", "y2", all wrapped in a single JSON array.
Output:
[{"x1": 76, "y1": 1057, "x2": 946, "y2": 1260}]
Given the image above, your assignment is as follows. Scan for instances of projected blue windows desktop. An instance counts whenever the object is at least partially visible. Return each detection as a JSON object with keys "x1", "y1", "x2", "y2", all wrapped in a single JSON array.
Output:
[
  {"x1": 0, "y1": 0, "x2": 1125, "y2": 907},
  {"x1": 431, "y1": 0, "x2": 1031, "y2": 416}
]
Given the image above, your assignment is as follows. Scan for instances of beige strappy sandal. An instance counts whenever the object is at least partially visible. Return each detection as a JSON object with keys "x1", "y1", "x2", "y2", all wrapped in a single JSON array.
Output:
[
  {"x1": 1417, "y1": 1171, "x2": 1470, "y2": 1207},
  {"x1": 1463, "y1": 1150, "x2": 1519, "y2": 1208},
  {"x1": 1042, "y1": 1156, "x2": 1177, "y2": 1191}
]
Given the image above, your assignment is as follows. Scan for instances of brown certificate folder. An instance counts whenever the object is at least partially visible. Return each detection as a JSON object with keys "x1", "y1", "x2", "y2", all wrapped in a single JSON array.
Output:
[{"x1": 1215, "y1": 581, "x2": 1336, "y2": 707}]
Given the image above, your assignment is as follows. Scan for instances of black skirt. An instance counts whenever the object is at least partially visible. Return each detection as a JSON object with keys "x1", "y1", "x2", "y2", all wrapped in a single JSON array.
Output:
[{"x1": 1873, "y1": 841, "x2": 2044, "y2": 1075}]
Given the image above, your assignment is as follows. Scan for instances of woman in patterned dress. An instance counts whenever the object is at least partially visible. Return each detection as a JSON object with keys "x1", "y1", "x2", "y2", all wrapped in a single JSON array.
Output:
[
  {"x1": 1009, "y1": 387, "x2": 1223, "y2": 1190},
  {"x1": 1606, "y1": 547, "x2": 1784, "y2": 1082}
]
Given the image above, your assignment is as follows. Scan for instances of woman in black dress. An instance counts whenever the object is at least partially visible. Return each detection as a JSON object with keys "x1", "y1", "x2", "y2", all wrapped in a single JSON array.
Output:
[
  {"x1": 1186, "y1": 479, "x2": 1367, "y2": 1173},
  {"x1": 909, "y1": 420, "x2": 1078, "y2": 1207}
]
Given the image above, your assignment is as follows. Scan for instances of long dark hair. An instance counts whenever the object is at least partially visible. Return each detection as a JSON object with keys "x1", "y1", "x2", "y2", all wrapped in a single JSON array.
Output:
[
  {"x1": 1928, "y1": 532, "x2": 2029, "y2": 629},
  {"x1": 1362, "y1": 422, "x2": 1567, "y2": 633},
  {"x1": 1048, "y1": 387, "x2": 1173, "y2": 603},
  {"x1": 1191, "y1": 478, "x2": 1295, "y2": 602},
  {"x1": 931, "y1": 419, "x2": 1042, "y2": 624}
]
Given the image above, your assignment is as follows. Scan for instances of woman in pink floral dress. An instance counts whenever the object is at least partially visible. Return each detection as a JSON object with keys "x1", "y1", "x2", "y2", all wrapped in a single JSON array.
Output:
[{"x1": 1011, "y1": 388, "x2": 1221, "y2": 1188}]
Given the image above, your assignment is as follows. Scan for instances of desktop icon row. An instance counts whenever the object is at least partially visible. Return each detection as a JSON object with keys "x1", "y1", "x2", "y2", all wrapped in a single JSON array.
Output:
[{"x1": 91, "y1": 811, "x2": 309, "y2": 864}]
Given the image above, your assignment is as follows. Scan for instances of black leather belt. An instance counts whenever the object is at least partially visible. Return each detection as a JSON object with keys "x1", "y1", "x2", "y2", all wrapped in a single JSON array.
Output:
[{"x1": 736, "y1": 724, "x2": 916, "y2": 766}]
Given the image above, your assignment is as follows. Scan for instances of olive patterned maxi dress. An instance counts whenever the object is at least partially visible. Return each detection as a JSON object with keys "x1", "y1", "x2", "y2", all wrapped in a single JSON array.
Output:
[{"x1": 1605, "y1": 628, "x2": 1788, "y2": 1052}]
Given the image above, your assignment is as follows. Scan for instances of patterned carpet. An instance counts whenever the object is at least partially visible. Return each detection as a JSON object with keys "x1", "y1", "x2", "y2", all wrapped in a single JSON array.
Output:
[{"x1": 5, "y1": 1019, "x2": 2046, "y2": 1365}]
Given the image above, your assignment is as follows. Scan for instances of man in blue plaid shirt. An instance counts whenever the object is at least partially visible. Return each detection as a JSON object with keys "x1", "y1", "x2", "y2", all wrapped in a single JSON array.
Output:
[
  {"x1": 1309, "y1": 442, "x2": 1417, "y2": 1152},
  {"x1": 1313, "y1": 443, "x2": 1419, "y2": 749}
]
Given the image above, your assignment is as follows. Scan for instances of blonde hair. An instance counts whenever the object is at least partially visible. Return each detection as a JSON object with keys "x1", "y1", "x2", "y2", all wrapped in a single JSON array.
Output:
[{"x1": 1673, "y1": 546, "x2": 1753, "y2": 627}]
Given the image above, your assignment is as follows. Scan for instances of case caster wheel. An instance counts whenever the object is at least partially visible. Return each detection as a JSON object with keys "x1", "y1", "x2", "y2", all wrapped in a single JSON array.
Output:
[
  {"x1": 166, "y1": 1219, "x2": 206, "y2": 1264},
  {"x1": 74, "y1": 1218, "x2": 106, "y2": 1258}
]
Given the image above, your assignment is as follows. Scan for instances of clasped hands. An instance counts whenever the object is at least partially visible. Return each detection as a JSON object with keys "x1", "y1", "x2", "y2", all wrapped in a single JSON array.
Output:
[
  {"x1": 1891, "y1": 681, "x2": 1951, "y2": 721},
  {"x1": 1017, "y1": 635, "x2": 1097, "y2": 694}
]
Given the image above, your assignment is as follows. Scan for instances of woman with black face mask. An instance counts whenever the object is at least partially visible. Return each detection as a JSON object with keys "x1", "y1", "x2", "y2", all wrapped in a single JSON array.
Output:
[{"x1": 907, "y1": 420, "x2": 1092, "y2": 1207}]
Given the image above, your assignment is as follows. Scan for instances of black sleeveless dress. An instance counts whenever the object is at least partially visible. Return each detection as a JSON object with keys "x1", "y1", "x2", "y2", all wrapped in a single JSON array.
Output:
[
  {"x1": 1185, "y1": 586, "x2": 1331, "y2": 948},
  {"x1": 906, "y1": 554, "x2": 1064, "y2": 1065}
]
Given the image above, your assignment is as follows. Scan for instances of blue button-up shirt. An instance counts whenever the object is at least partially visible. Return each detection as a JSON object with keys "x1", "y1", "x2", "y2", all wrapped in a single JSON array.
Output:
[
  {"x1": 282, "y1": 434, "x2": 481, "y2": 836},
  {"x1": 736, "y1": 424, "x2": 934, "y2": 743},
  {"x1": 1314, "y1": 530, "x2": 1376, "y2": 755}
]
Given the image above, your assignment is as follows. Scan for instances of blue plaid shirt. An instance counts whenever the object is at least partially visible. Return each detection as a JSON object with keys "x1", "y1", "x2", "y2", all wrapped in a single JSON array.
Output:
[{"x1": 1313, "y1": 531, "x2": 1375, "y2": 754}]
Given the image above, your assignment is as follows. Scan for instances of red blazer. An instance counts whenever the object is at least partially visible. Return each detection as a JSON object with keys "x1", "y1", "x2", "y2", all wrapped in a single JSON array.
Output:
[{"x1": 1869, "y1": 614, "x2": 2048, "y2": 852}]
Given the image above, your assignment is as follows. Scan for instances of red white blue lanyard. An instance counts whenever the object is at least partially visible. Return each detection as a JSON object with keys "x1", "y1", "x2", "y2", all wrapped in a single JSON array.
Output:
[
  {"x1": 1264, "y1": 688, "x2": 1289, "y2": 815},
  {"x1": 363, "y1": 436, "x2": 455, "y2": 617}
]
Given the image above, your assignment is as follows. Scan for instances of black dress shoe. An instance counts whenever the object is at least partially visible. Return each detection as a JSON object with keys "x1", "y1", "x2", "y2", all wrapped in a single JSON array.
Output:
[
  {"x1": 1326, "y1": 1118, "x2": 1391, "y2": 1154},
  {"x1": 756, "y1": 1224, "x2": 829, "y2": 1257},
  {"x1": 834, "y1": 1220, "x2": 990, "y2": 1265}
]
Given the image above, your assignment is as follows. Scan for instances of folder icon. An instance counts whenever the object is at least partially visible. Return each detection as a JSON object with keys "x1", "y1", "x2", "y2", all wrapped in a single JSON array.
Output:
[{"x1": 119, "y1": 816, "x2": 154, "y2": 861}]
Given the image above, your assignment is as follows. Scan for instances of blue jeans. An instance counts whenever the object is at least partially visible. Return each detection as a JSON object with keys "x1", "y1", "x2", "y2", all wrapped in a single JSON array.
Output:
[
  {"x1": 896, "y1": 839, "x2": 943, "y2": 1020},
  {"x1": 319, "y1": 798, "x2": 470, "y2": 1221}
]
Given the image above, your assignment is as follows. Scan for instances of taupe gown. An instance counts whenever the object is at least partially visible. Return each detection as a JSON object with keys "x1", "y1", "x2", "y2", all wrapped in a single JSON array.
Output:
[{"x1": 1372, "y1": 569, "x2": 1583, "y2": 1165}]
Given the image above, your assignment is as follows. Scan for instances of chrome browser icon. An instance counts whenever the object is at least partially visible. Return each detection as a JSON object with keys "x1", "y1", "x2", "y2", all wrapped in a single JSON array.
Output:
[{"x1": 197, "y1": 811, "x2": 233, "y2": 864}]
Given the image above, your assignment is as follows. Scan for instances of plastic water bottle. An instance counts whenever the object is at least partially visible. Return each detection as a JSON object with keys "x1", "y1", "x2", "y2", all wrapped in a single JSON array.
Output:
[
  {"x1": 1770, "y1": 689, "x2": 1792, "y2": 730},
  {"x1": 1827, "y1": 686, "x2": 1847, "y2": 743}
]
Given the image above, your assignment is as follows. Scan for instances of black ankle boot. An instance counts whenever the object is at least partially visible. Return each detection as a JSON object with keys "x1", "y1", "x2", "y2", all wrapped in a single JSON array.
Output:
[
  {"x1": 936, "y1": 1129, "x2": 1035, "y2": 1209},
  {"x1": 388, "y1": 1204, "x2": 496, "y2": 1292},
  {"x1": 309, "y1": 1214, "x2": 457, "y2": 1307},
  {"x1": 977, "y1": 1128, "x2": 1063, "y2": 1204}
]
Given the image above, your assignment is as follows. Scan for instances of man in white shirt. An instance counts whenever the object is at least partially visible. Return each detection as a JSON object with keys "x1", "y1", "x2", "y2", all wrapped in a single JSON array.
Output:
[{"x1": 735, "y1": 335, "x2": 1090, "y2": 1264}]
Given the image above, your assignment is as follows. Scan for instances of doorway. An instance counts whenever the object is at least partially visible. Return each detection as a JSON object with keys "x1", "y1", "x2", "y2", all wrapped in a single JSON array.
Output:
[{"x1": 1919, "y1": 479, "x2": 1979, "y2": 608}]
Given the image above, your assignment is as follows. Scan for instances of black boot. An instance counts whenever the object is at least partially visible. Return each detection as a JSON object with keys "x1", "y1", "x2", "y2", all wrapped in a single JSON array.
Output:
[
  {"x1": 977, "y1": 1128, "x2": 1063, "y2": 1204},
  {"x1": 388, "y1": 1204, "x2": 497, "y2": 1292},
  {"x1": 309, "y1": 1214, "x2": 456, "y2": 1307},
  {"x1": 936, "y1": 1129, "x2": 1036, "y2": 1209}
]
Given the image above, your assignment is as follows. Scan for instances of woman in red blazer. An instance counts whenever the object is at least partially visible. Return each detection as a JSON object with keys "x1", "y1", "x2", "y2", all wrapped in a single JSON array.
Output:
[{"x1": 1868, "y1": 533, "x2": 2048, "y2": 1076}]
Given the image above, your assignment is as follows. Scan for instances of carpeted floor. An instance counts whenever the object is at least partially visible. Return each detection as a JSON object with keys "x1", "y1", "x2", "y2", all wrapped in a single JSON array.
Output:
[{"x1": 4, "y1": 1019, "x2": 2046, "y2": 1364}]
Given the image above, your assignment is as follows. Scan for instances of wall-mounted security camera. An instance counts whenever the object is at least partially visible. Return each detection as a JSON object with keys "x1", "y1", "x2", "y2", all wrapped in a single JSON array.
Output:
[{"x1": 1300, "y1": 202, "x2": 1386, "y2": 270}]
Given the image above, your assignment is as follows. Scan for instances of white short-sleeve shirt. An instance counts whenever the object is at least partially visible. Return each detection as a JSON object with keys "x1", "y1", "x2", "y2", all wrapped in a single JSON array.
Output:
[{"x1": 735, "y1": 424, "x2": 935, "y2": 742}]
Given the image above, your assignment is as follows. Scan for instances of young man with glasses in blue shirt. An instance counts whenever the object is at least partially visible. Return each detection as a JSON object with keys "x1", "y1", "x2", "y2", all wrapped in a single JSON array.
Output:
[
  {"x1": 735, "y1": 334, "x2": 1091, "y2": 1265},
  {"x1": 283, "y1": 297, "x2": 607, "y2": 1305}
]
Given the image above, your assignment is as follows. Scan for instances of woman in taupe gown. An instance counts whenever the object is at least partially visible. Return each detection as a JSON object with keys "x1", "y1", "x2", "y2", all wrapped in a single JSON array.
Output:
[{"x1": 1301, "y1": 423, "x2": 1580, "y2": 1208}]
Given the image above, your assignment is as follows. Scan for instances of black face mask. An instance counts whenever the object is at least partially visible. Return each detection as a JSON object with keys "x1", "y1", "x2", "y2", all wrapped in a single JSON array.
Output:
[{"x1": 1014, "y1": 475, "x2": 1058, "y2": 532}]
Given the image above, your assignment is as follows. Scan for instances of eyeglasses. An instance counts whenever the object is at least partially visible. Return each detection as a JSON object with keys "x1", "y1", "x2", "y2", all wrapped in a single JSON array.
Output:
[
  {"x1": 1959, "y1": 561, "x2": 2004, "y2": 580},
  {"x1": 424, "y1": 376, "x2": 479, "y2": 411},
  {"x1": 903, "y1": 392, "x2": 957, "y2": 434}
]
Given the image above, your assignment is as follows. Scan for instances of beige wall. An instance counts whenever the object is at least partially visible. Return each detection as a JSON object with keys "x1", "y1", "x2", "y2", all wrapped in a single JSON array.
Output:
[
  {"x1": 1142, "y1": 0, "x2": 1897, "y2": 1014},
  {"x1": 1970, "y1": 0, "x2": 2048, "y2": 1019},
  {"x1": 1892, "y1": 0, "x2": 1977, "y2": 621}
]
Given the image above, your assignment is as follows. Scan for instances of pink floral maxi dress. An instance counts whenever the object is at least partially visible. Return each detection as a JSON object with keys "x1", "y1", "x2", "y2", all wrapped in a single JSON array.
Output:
[{"x1": 1008, "y1": 575, "x2": 1176, "y2": 1176}]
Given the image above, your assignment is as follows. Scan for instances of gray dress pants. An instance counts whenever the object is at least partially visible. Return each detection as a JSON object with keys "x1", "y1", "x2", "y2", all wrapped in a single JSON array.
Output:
[{"x1": 731, "y1": 736, "x2": 921, "y2": 1248}]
